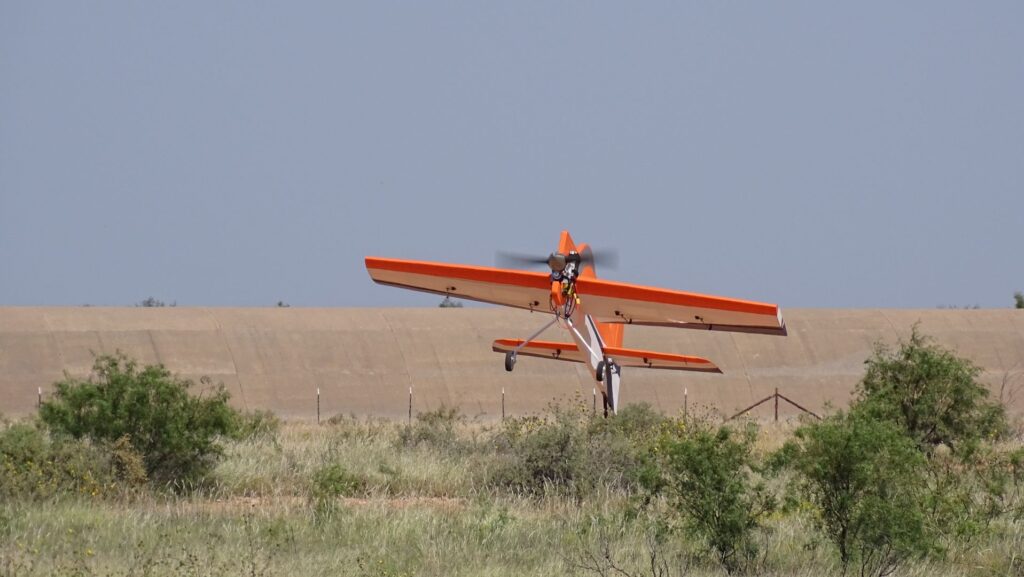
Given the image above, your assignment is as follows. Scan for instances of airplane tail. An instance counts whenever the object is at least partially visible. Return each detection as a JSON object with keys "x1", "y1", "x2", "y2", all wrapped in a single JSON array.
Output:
[{"x1": 576, "y1": 241, "x2": 625, "y2": 350}]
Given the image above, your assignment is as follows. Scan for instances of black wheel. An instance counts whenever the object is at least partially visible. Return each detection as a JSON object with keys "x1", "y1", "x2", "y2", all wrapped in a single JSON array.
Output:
[
  {"x1": 505, "y1": 352, "x2": 516, "y2": 372},
  {"x1": 595, "y1": 361, "x2": 605, "y2": 382},
  {"x1": 604, "y1": 362, "x2": 618, "y2": 416},
  {"x1": 604, "y1": 361, "x2": 615, "y2": 384}
]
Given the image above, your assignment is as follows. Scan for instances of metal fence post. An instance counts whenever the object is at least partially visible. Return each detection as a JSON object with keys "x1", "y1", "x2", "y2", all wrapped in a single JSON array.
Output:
[{"x1": 774, "y1": 387, "x2": 779, "y2": 422}]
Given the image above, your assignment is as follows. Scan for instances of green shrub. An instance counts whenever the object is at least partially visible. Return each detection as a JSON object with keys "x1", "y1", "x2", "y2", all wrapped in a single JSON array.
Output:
[
  {"x1": 311, "y1": 463, "x2": 367, "y2": 499},
  {"x1": 309, "y1": 462, "x2": 367, "y2": 523},
  {"x1": 490, "y1": 405, "x2": 666, "y2": 497},
  {"x1": 0, "y1": 420, "x2": 146, "y2": 499},
  {"x1": 856, "y1": 328, "x2": 1007, "y2": 451},
  {"x1": 774, "y1": 410, "x2": 933, "y2": 577},
  {"x1": 491, "y1": 411, "x2": 586, "y2": 495},
  {"x1": 231, "y1": 409, "x2": 281, "y2": 441},
  {"x1": 644, "y1": 420, "x2": 774, "y2": 574},
  {"x1": 924, "y1": 442, "x2": 1024, "y2": 539},
  {"x1": 39, "y1": 353, "x2": 239, "y2": 487},
  {"x1": 586, "y1": 402, "x2": 668, "y2": 443},
  {"x1": 397, "y1": 405, "x2": 464, "y2": 450}
]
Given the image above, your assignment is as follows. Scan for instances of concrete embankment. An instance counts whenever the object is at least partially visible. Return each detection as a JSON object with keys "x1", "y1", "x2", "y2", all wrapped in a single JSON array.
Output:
[{"x1": 1, "y1": 307, "x2": 1022, "y2": 419}]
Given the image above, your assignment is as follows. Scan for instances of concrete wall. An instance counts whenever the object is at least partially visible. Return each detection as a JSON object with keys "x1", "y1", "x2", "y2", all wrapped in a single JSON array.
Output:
[{"x1": 1, "y1": 307, "x2": 1023, "y2": 419}]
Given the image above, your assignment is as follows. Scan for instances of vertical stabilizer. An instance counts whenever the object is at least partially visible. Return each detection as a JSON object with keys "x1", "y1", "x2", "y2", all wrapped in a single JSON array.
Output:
[{"x1": 576, "y1": 241, "x2": 625, "y2": 349}]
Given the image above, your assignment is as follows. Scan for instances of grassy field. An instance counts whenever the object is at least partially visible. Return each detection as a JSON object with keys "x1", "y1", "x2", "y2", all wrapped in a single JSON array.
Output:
[{"x1": 2, "y1": 415, "x2": 1022, "y2": 577}]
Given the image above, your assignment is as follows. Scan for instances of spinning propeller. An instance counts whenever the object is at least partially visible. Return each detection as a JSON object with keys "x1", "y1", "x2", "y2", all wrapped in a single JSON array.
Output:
[{"x1": 496, "y1": 246, "x2": 619, "y2": 273}]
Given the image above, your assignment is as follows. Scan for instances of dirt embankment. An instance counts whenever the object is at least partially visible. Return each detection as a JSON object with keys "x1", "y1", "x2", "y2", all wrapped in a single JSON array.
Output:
[{"x1": 2, "y1": 307, "x2": 1022, "y2": 418}]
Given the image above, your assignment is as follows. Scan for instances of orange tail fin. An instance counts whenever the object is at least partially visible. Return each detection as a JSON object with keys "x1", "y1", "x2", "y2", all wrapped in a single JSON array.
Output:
[{"x1": 576, "y1": 239, "x2": 624, "y2": 349}]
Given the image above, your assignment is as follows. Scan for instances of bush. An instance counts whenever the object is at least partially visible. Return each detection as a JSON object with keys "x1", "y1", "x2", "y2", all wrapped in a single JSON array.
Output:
[
  {"x1": 0, "y1": 420, "x2": 146, "y2": 499},
  {"x1": 924, "y1": 441, "x2": 1024, "y2": 539},
  {"x1": 489, "y1": 406, "x2": 657, "y2": 497},
  {"x1": 39, "y1": 353, "x2": 240, "y2": 486},
  {"x1": 856, "y1": 328, "x2": 1007, "y2": 452},
  {"x1": 586, "y1": 402, "x2": 668, "y2": 443},
  {"x1": 491, "y1": 411, "x2": 586, "y2": 495},
  {"x1": 774, "y1": 410, "x2": 933, "y2": 577},
  {"x1": 397, "y1": 405, "x2": 464, "y2": 450},
  {"x1": 311, "y1": 462, "x2": 367, "y2": 499},
  {"x1": 309, "y1": 462, "x2": 368, "y2": 523},
  {"x1": 231, "y1": 409, "x2": 281, "y2": 441},
  {"x1": 643, "y1": 420, "x2": 774, "y2": 574}
]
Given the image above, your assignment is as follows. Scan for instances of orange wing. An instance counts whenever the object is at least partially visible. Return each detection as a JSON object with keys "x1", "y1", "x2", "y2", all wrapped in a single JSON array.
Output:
[
  {"x1": 576, "y1": 277, "x2": 786, "y2": 336},
  {"x1": 365, "y1": 257, "x2": 552, "y2": 312},
  {"x1": 492, "y1": 339, "x2": 722, "y2": 373}
]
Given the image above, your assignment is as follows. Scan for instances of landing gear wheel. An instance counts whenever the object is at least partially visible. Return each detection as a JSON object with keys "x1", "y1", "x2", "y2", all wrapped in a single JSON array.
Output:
[
  {"x1": 604, "y1": 362, "x2": 616, "y2": 384},
  {"x1": 603, "y1": 362, "x2": 618, "y2": 418},
  {"x1": 595, "y1": 361, "x2": 606, "y2": 382},
  {"x1": 504, "y1": 352, "x2": 516, "y2": 372}
]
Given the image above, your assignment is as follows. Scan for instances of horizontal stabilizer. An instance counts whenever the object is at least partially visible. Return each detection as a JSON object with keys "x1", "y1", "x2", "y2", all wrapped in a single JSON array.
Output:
[{"x1": 492, "y1": 339, "x2": 722, "y2": 373}]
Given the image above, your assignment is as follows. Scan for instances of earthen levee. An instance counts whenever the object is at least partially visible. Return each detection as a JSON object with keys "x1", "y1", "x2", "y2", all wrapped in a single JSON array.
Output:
[{"x1": 2, "y1": 308, "x2": 1023, "y2": 419}]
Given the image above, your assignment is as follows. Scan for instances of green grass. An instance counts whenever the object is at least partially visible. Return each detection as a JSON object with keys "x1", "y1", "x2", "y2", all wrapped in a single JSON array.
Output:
[{"x1": 2, "y1": 419, "x2": 1022, "y2": 577}]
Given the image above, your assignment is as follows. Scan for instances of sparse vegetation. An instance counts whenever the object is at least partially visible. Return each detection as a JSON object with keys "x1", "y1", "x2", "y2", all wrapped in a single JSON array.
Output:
[
  {"x1": 4, "y1": 339, "x2": 1024, "y2": 576},
  {"x1": 0, "y1": 414, "x2": 1022, "y2": 576},
  {"x1": 438, "y1": 296, "x2": 463, "y2": 308},
  {"x1": 136, "y1": 297, "x2": 175, "y2": 307}
]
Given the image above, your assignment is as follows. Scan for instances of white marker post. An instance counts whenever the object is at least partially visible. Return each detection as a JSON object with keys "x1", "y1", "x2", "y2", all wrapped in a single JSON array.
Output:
[
  {"x1": 408, "y1": 386, "x2": 413, "y2": 424},
  {"x1": 316, "y1": 387, "x2": 321, "y2": 424},
  {"x1": 501, "y1": 387, "x2": 506, "y2": 421},
  {"x1": 684, "y1": 387, "x2": 688, "y2": 419}
]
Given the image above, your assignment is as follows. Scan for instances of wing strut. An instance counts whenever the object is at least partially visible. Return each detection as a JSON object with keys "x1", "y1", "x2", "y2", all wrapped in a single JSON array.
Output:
[
  {"x1": 512, "y1": 317, "x2": 559, "y2": 356},
  {"x1": 505, "y1": 317, "x2": 559, "y2": 371}
]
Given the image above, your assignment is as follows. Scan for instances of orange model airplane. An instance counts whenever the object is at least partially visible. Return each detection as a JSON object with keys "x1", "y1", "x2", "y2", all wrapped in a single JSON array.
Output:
[{"x1": 365, "y1": 230, "x2": 786, "y2": 415}]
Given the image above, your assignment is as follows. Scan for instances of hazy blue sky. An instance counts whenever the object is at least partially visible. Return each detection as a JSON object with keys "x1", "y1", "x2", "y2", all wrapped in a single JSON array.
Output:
[{"x1": 2, "y1": 2, "x2": 1021, "y2": 309}]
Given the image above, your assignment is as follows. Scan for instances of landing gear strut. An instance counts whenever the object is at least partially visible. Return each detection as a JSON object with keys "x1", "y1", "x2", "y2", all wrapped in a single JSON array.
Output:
[
  {"x1": 600, "y1": 361, "x2": 618, "y2": 418},
  {"x1": 503, "y1": 317, "x2": 557, "y2": 373}
]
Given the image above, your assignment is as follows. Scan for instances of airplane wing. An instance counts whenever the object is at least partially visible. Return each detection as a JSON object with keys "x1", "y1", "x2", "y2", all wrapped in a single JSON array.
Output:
[
  {"x1": 365, "y1": 257, "x2": 552, "y2": 312},
  {"x1": 576, "y1": 277, "x2": 786, "y2": 336},
  {"x1": 492, "y1": 339, "x2": 722, "y2": 373}
]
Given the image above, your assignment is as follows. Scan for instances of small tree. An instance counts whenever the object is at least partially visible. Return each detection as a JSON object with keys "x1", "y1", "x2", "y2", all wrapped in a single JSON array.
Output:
[
  {"x1": 644, "y1": 421, "x2": 774, "y2": 574},
  {"x1": 136, "y1": 297, "x2": 175, "y2": 307},
  {"x1": 40, "y1": 353, "x2": 239, "y2": 486},
  {"x1": 1015, "y1": 291, "x2": 1024, "y2": 309},
  {"x1": 775, "y1": 410, "x2": 932, "y2": 577},
  {"x1": 856, "y1": 328, "x2": 1006, "y2": 452}
]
